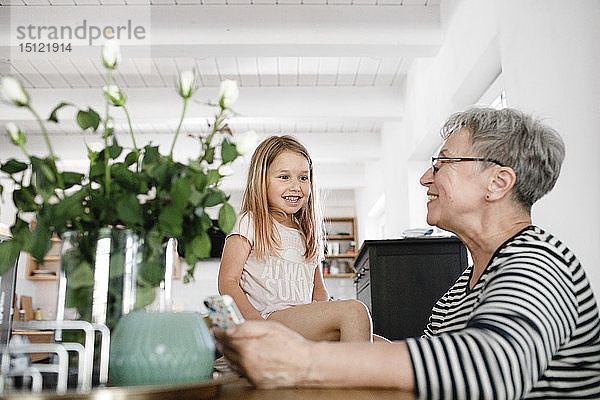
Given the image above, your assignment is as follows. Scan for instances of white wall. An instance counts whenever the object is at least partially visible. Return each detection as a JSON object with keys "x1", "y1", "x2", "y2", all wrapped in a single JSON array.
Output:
[
  {"x1": 355, "y1": 160, "x2": 385, "y2": 246},
  {"x1": 369, "y1": 0, "x2": 600, "y2": 297},
  {"x1": 496, "y1": 0, "x2": 600, "y2": 296}
]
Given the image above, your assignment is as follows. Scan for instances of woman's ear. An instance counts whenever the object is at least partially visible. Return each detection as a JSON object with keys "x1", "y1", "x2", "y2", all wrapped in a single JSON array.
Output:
[{"x1": 487, "y1": 166, "x2": 517, "y2": 201}]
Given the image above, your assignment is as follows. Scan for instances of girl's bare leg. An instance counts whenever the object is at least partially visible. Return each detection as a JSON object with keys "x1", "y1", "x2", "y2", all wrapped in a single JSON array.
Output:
[
  {"x1": 373, "y1": 333, "x2": 392, "y2": 343},
  {"x1": 267, "y1": 300, "x2": 372, "y2": 342}
]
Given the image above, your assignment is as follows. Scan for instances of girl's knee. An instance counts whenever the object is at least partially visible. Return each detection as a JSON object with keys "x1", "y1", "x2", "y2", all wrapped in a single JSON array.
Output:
[{"x1": 339, "y1": 299, "x2": 370, "y2": 319}]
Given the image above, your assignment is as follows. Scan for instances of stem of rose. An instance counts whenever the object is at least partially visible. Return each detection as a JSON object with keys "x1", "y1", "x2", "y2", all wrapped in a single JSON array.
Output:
[
  {"x1": 103, "y1": 69, "x2": 113, "y2": 199},
  {"x1": 18, "y1": 142, "x2": 30, "y2": 160},
  {"x1": 122, "y1": 105, "x2": 140, "y2": 171},
  {"x1": 27, "y1": 104, "x2": 65, "y2": 197},
  {"x1": 169, "y1": 96, "x2": 189, "y2": 161},
  {"x1": 202, "y1": 107, "x2": 225, "y2": 162}
]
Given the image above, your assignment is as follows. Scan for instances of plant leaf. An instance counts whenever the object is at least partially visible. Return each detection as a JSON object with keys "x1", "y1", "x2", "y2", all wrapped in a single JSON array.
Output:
[
  {"x1": 171, "y1": 177, "x2": 191, "y2": 210},
  {"x1": 218, "y1": 202, "x2": 236, "y2": 234},
  {"x1": 76, "y1": 108, "x2": 101, "y2": 131},
  {"x1": 30, "y1": 220, "x2": 52, "y2": 264},
  {"x1": 112, "y1": 163, "x2": 140, "y2": 192},
  {"x1": 1, "y1": 159, "x2": 28, "y2": 174},
  {"x1": 188, "y1": 189, "x2": 203, "y2": 207},
  {"x1": 185, "y1": 231, "x2": 211, "y2": 265},
  {"x1": 31, "y1": 157, "x2": 57, "y2": 201},
  {"x1": 202, "y1": 188, "x2": 226, "y2": 207},
  {"x1": 152, "y1": 162, "x2": 177, "y2": 189},
  {"x1": 67, "y1": 262, "x2": 95, "y2": 290},
  {"x1": 221, "y1": 139, "x2": 238, "y2": 164},
  {"x1": 189, "y1": 169, "x2": 207, "y2": 192},
  {"x1": 89, "y1": 158, "x2": 105, "y2": 180},
  {"x1": 31, "y1": 156, "x2": 55, "y2": 186},
  {"x1": 0, "y1": 239, "x2": 21, "y2": 275},
  {"x1": 51, "y1": 191, "x2": 86, "y2": 230},
  {"x1": 103, "y1": 126, "x2": 114, "y2": 140},
  {"x1": 61, "y1": 249, "x2": 83, "y2": 276},
  {"x1": 11, "y1": 218, "x2": 32, "y2": 246},
  {"x1": 124, "y1": 151, "x2": 138, "y2": 167},
  {"x1": 199, "y1": 212, "x2": 213, "y2": 231},
  {"x1": 13, "y1": 187, "x2": 37, "y2": 212},
  {"x1": 142, "y1": 145, "x2": 160, "y2": 169},
  {"x1": 204, "y1": 147, "x2": 215, "y2": 164},
  {"x1": 206, "y1": 169, "x2": 220, "y2": 186},
  {"x1": 158, "y1": 206, "x2": 183, "y2": 238},
  {"x1": 108, "y1": 142, "x2": 123, "y2": 159},
  {"x1": 48, "y1": 102, "x2": 73, "y2": 123},
  {"x1": 62, "y1": 171, "x2": 84, "y2": 189},
  {"x1": 115, "y1": 193, "x2": 144, "y2": 226},
  {"x1": 139, "y1": 261, "x2": 164, "y2": 287}
]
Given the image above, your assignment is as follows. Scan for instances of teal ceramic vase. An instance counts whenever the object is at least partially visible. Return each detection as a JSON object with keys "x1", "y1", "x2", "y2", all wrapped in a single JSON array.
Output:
[{"x1": 109, "y1": 311, "x2": 216, "y2": 386}]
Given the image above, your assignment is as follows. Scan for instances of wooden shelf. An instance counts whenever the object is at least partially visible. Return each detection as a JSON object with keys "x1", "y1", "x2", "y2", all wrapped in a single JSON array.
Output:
[
  {"x1": 325, "y1": 217, "x2": 355, "y2": 223},
  {"x1": 323, "y1": 273, "x2": 355, "y2": 278},
  {"x1": 325, "y1": 253, "x2": 356, "y2": 259},
  {"x1": 326, "y1": 235, "x2": 355, "y2": 241},
  {"x1": 27, "y1": 273, "x2": 58, "y2": 280},
  {"x1": 323, "y1": 217, "x2": 357, "y2": 277}
]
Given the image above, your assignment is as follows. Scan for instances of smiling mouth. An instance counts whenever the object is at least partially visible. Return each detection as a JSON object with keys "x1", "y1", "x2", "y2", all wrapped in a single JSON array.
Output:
[
  {"x1": 428, "y1": 195, "x2": 439, "y2": 201},
  {"x1": 283, "y1": 196, "x2": 302, "y2": 204}
]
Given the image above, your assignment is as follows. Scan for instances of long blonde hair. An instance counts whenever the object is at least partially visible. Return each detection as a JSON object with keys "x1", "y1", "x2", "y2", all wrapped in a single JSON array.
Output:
[{"x1": 241, "y1": 135, "x2": 323, "y2": 261}]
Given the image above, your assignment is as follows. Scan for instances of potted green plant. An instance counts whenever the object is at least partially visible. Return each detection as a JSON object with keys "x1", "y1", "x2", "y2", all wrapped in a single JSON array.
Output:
[{"x1": 0, "y1": 40, "x2": 257, "y2": 329}]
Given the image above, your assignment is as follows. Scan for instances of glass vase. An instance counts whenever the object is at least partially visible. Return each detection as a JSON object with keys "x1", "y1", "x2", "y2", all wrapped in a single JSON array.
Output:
[{"x1": 56, "y1": 227, "x2": 175, "y2": 332}]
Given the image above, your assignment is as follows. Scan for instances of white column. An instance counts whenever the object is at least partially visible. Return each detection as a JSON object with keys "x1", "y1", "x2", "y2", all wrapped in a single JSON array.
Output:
[
  {"x1": 381, "y1": 122, "x2": 410, "y2": 239},
  {"x1": 497, "y1": 0, "x2": 600, "y2": 295}
]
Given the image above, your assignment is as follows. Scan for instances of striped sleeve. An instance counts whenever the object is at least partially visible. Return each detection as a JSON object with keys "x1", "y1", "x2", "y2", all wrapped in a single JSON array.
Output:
[{"x1": 407, "y1": 242, "x2": 581, "y2": 399}]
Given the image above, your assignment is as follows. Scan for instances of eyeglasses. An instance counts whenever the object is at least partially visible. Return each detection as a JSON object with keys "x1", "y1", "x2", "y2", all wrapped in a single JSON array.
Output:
[{"x1": 431, "y1": 157, "x2": 505, "y2": 174}]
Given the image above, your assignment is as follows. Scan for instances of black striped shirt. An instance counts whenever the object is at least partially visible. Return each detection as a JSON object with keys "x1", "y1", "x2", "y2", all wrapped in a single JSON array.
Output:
[{"x1": 406, "y1": 226, "x2": 600, "y2": 399}]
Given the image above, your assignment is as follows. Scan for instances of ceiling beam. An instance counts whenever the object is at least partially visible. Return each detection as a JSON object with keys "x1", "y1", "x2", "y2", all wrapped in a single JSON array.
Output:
[
  {"x1": 0, "y1": 86, "x2": 404, "y2": 124},
  {"x1": 0, "y1": 131, "x2": 375, "y2": 191}
]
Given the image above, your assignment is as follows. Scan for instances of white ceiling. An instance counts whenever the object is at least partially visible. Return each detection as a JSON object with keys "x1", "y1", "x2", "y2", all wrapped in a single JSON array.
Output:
[{"x1": 0, "y1": 1, "x2": 442, "y2": 190}]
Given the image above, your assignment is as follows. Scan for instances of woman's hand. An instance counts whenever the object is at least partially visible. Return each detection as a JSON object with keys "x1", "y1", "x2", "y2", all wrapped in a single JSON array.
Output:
[{"x1": 213, "y1": 320, "x2": 314, "y2": 388}]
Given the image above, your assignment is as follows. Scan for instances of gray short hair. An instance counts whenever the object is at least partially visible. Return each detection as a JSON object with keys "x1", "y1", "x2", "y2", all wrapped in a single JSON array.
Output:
[{"x1": 441, "y1": 107, "x2": 565, "y2": 211}]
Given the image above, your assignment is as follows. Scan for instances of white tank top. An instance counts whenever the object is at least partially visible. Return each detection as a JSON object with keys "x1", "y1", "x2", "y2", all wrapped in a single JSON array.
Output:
[{"x1": 227, "y1": 213, "x2": 317, "y2": 319}]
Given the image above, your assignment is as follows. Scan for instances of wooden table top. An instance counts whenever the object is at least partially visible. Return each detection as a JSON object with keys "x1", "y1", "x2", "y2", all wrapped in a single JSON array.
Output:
[
  {"x1": 2, "y1": 375, "x2": 416, "y2": 399},
  {"x1": 217, "y1": 377, "x2": 416, "y2": 400}
]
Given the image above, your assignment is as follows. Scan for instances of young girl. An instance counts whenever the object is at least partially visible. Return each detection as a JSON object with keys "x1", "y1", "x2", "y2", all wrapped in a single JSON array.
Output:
[{"x1": 218, "y1": 135, "x2": 372, "y2": 342}]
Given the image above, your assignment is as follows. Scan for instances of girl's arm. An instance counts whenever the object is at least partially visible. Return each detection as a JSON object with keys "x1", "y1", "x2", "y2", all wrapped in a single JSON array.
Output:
[
  {"x1": 312, "y1": 263, "x2": 330, "y2": 301},
  {"x1": 218, "y1": 235, "x2": 263, "y2": 320}
]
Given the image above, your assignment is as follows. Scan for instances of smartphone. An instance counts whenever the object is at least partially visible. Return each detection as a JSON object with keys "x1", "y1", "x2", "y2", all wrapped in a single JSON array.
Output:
[{"x1": 203, "y1": 294, "x2": 245, "y2": 329}]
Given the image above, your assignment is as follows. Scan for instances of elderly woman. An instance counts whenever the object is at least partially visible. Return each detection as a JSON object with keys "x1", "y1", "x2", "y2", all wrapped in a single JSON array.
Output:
[{"x1": 215, "y1": 108, "x2": 600, "y2": 399}]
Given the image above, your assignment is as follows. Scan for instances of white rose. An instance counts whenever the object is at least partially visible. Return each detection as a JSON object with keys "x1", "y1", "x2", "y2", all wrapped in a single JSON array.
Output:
[
  {"x1": 103, "y1": 84, "x2": 125, "y2": 106},
  {"x1": 5, "y1": 122, "x2": 24, "y2": 145},
  {"x1": 178, "y1": 70, "x2": 195, "y2": 99},
  {"x1": 218, "y1": 80, "x2": 239, "y2": 109},
  {"x1": 235, "y1": 130, "x2": 258, "y2": 155},
  {"x1": 102, "y1": 40, "x2": 121, "y2": 69},
  {"x1": 0, "y1": 77, "x2": 29, "y2": 107},
  {"x1": 218, "y1": 165, "x2": 234, "y2": 176}
]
